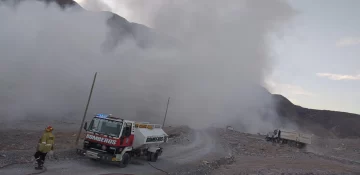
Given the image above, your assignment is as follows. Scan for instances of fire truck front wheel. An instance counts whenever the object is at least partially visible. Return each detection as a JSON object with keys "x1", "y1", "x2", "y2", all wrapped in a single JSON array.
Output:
[{"x1": 119, "y1": 153, "x2": 130, "y2": 168}]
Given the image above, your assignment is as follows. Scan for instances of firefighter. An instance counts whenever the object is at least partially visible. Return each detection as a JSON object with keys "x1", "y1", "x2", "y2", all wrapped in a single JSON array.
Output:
[{"x1": 34, "y1": 126, "x2": 55, "y2": 170}]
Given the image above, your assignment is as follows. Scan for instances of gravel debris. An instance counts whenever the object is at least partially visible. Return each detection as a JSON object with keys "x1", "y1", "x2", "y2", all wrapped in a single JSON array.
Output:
[
  {"x1": 168, "y1": 128, "x2": 360, "y2": 175},
  {"x1": 168, "y1": 155, "x2": 235, "y2": 175},
  {"x1": 0, "y1": 149, "x2": 86, "y2": 168},
  {"x1": 164, "y1": 126, "x2": 193, "y2": 146}
]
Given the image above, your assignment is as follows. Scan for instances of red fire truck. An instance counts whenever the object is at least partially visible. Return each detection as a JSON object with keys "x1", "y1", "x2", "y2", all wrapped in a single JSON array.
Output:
[{"x1": 77, "y1": 113, "x2": 168, "y2": 167}]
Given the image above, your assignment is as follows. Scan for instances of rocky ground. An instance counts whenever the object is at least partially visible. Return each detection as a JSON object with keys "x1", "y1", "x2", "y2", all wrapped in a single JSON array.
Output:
[
  {"x1": 0, "y1": 128, "x2": 83, "y2": 168},
  {"x1": 1, "y1": 124, "x2": 360, "y2": 175},
  {"x1": 163, "y1": 129, "x2": 360, "y2": 175},
  {"x1": 307, "y1": 136, "x2": 360, "y2": 163},
  {"x1": 211, "y1": 129, "x2": 360, "y2": 175}
]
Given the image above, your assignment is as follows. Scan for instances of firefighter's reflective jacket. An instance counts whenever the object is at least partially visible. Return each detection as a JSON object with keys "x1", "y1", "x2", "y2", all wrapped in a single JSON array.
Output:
[{"x1": 37, "y1": 132, "x2": 55, "y2": 153}]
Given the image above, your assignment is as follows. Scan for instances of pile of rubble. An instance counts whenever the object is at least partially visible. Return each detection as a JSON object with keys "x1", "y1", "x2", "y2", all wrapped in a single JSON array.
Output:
[{"x1": 163, "y1": 126, "x2": 193, "y2": 146}]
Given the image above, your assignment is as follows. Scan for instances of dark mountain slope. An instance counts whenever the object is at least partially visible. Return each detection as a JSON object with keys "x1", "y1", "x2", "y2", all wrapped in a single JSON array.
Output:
[{"x1": 273, "y1": 94, "x2": 360, "y2": 138}]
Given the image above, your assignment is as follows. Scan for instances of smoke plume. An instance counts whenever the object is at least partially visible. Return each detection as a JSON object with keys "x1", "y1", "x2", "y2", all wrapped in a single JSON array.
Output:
[{"x1": 0, "y1": 0, "x2": 296, "y2": 133}]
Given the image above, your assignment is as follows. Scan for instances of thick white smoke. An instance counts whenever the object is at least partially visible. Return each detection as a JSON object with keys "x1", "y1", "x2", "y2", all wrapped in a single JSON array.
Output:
[{"x1": 0, "y1": 0, "x2": 295, "y2": 133}]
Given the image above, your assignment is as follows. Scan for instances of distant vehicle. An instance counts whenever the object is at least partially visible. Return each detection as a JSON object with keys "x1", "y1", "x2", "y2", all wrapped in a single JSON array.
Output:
[
  {"x1": 77, "y1": 113, "x2": 168, "y2": 168},
  {"x1": 265, "y1": 129, "x2": 312, "y2": 148}
]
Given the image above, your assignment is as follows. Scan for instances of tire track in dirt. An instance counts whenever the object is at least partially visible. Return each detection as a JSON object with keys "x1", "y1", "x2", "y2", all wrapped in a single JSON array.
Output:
[{"x1": 162, "y1": 130, "x2": 217, "y2": 164}]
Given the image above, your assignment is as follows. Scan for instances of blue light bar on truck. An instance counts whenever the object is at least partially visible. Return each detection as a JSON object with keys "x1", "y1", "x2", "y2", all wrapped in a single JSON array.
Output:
[{"x1": 95, "y1": 113, "x2": 110, "y2": 118}]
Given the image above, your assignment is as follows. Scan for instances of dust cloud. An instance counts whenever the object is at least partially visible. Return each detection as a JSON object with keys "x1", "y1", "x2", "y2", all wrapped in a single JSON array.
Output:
[{"x1": 0, "y1": 0, "x2": 296, "y2": 134}]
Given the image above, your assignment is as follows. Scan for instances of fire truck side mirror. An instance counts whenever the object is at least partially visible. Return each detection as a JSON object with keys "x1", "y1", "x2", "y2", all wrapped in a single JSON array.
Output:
[{"x1": 83, "y1": 122, "x2": 88, "y2": 131}]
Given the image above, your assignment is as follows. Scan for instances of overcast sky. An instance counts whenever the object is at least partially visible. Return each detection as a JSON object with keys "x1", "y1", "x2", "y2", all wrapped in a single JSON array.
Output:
[
  {"x1": 74, "y1": 0, "x2": 360, "y2": 115},
  {"x1": 269, "y1": 0, "x2": 360, "y2": 114}
]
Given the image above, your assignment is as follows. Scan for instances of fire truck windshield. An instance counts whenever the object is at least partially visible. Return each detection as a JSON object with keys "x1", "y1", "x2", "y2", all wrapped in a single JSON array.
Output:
[{"x1": 88, "y1": 118, "x2": 122, "y2": 137}]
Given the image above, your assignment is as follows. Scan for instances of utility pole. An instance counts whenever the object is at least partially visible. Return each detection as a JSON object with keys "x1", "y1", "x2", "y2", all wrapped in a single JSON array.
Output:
[
  {"x1": 162, "y1": 97, "x2": 170, "y2": 127},
  {"x1": 75, "y1": 72, "x2": 97, "y2": 146}
]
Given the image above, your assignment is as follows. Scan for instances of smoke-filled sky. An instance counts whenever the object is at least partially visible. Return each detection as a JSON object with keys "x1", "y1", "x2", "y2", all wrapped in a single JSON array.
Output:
[
  {"x1": 1, "y1": 0, "x2": 298, "y2": 133},
  {"x1": 118, "y1": 0, "x2": 360, "y2": 116},
  {"x1": 75, "y1": 0, "x2": 360, "y2": 115}
]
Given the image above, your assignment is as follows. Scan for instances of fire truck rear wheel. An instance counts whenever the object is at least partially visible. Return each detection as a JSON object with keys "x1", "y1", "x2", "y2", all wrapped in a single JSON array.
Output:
[
  {"x1": 119, "y1": 153, "x2": 130, "y2": 168},
  {"x1": 147, "y1": 153, "x2": 151, "y2": 161},
  {"x1": 150, "y1": 152, "x2": 158, "y2": 162}
]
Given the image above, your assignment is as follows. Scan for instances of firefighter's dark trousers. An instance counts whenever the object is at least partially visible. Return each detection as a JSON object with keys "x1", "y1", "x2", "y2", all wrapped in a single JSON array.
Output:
[{"x1": 34, "y1": 151, "x2": 47, "y2": 168}]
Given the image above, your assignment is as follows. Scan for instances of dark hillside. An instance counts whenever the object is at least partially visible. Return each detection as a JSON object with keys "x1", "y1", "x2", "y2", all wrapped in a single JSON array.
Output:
[{"x1": 273, "y1": 94, "x2": 360, "y2": 138}]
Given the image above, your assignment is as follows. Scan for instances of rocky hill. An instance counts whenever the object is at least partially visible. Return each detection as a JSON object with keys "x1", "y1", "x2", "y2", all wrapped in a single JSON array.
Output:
[{"x1": 272, "y1": 94, "x2": 360, "y2": 138}]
